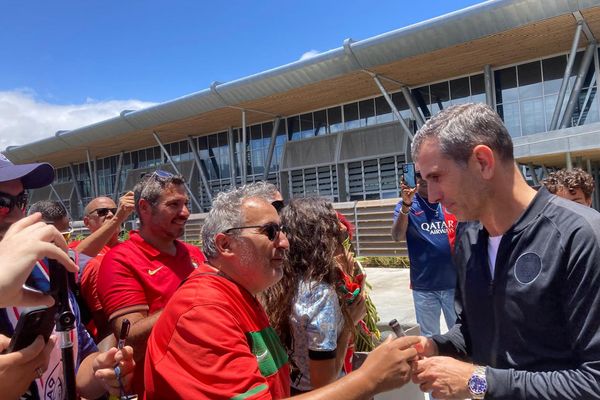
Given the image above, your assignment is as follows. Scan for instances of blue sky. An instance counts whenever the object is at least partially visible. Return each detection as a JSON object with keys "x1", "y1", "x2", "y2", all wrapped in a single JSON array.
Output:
[{"x1": 0, "y1": 0, "x2": 481, "y2": 147}]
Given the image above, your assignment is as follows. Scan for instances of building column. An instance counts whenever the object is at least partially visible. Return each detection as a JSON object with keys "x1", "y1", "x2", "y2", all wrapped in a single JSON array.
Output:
[
  {"x1": 228, "y1": 127, "x2": 237, "y2": 188},
  {"x1": 152, "y1": 131, "x2": 203, "y2": 212},
  {"x1": 484, "y1": 64, "x2": 494, "y2": 107},
  {"x1": 550, "y1": 21, "x2": 584, "y2": 130},
  {"x1": 187, "y1": 136, "x2": 213, "y2": 203},
  {"x1": 263, "y1": 117, "x2": 281, "y2": 181},
  {"x1": 560, "y1": 41, "x2": 597, "y2": 129}
]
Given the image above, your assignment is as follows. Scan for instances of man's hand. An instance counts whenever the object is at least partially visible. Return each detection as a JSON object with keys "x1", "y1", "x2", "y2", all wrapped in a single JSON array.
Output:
[
  {"x1": 413, "y1": 356, "x2": 475, "y2": 399},
  {"x1": 0, "y1": 334, "x2": 56, "y2": 399},
  {"x1": 400, "y1": 180, "x2": 418, "y2": 204},
  {"x1": 0, "y1": 213, "x2": 78, "y2": 307},
  {"x1": 92, "y1": 346, "x2": 135, "y2": 396},
  {"x1": 114, "y1": 191, "x2": 135, "y2": 222},
  {"x1": 416, "y1": 335, "x2": 438, "y2": 357},
  {"x1": 358, "y1": 335, "x2": 421, "y2": 394}
]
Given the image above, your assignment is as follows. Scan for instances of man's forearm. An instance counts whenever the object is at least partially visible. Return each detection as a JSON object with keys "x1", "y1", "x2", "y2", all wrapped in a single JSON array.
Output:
[
  {"x1": 391, "y1": 213, "x2": 408, "y2": 242},
  {"x1": 126, "y1": 311, "x2": 162, "y2": 364},
  {"x1": 76, "y1": 217, "x2": 123, "y2": 257},
  {"x1": 293, "y1": 367, "x2": 377, "y2": 400}
]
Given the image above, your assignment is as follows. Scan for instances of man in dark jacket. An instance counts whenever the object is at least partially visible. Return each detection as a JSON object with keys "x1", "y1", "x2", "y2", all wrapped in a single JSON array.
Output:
[{"x1": 411, "y1": 103, "x2": 600, "y2": 400}]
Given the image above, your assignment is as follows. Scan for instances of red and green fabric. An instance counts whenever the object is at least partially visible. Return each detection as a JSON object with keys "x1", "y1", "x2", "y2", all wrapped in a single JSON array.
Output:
[{"x1": 145, "y1": 269, "x2": 290, "y2": 400}]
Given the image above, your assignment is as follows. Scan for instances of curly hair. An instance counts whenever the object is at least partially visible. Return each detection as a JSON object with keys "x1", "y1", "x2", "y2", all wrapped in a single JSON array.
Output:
[
  {"x1": 541, "y1": 170, "x2": 564, "y2": 194},
  {"x1": 262, "y1": 197, "x2": 351, "y2": 351},
  {"x1": 543, "y1": 168, "x2": 595, "y2": 200},
  {"x1": 561, "y1": 168, "x2": 595, "y2": 199}
]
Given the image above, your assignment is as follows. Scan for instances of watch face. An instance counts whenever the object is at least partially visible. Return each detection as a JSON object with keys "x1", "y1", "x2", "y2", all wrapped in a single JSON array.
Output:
[{"x1": 468, "y1": 375, "x2": 487, "y2": 395}]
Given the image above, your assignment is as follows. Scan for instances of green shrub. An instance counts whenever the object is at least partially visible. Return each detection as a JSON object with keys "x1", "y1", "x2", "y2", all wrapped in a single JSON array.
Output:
[{"x1": 356, "y1": 256, "x2": 410, "y2": 268}]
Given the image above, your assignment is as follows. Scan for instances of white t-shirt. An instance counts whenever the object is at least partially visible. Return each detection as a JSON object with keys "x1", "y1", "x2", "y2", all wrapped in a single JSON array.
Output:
[{"x1": 488, "y1": 235, "x2": 503, "y2": 277}]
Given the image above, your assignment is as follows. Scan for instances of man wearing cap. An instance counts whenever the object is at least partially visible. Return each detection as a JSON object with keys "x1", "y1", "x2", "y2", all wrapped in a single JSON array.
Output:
[
  {"x1": 97, "y1": 170, "x2": 208, "y2": 395},
  {"x1": 0, "y1": 154, "x2": 135, "y2": 399}
]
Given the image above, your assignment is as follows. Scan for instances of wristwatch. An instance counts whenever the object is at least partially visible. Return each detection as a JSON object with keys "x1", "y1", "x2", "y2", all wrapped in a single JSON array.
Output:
[{"x1": 467, "y1": 365, "x2": 487, "y2": 399}]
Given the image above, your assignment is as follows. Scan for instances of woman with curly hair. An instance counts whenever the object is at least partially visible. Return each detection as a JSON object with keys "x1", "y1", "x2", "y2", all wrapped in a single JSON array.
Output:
[{"x1": 263, "y1": 197, "x2": 366, "y2": 394}]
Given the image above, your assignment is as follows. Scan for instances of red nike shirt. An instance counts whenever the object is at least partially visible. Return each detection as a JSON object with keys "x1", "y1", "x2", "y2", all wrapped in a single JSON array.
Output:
[{"x1": 97, "y1": 230, "x2": 207, "y2": 322}]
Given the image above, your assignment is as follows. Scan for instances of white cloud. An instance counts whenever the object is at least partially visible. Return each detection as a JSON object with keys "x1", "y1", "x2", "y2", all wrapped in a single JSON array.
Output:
[
  {"x1": 0, "y1": 89, "x2": 158, "y2": 150},
  {"x1": 299, "y1": 50, "x2": 320, "y2": 61}
]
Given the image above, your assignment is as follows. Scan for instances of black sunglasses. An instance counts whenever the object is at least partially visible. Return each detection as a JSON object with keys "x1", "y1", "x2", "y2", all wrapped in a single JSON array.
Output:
[
  {"x1": 0, "y1": 191, "x2": 28, "y2": 216},
  {"x1": 224, "y1": 222, "x2": 287, "y2": 241},
  {"x1": 271, "y1": 200, "x2": 285, "y2": 213},
  {"x1": 89, "y1": 207, "x2": 118, "y2": 217}
]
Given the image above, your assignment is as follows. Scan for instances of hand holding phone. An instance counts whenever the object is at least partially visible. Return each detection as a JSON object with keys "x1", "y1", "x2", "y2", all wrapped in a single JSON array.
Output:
[
  {"x1": 2, "y1": 306, "x2": 56, "y2": 354},
  {"x1": 402, "y1": 163, "x2": 417, "y2": 188}
]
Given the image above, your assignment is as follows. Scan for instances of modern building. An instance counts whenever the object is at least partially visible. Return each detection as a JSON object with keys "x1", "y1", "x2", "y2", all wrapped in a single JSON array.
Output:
[{"x1": 4, "y1": 0, "x2": 600, "y2": 220}]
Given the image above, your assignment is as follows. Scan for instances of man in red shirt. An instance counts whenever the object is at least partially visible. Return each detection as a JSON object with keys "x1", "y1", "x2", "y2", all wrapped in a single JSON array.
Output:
[
  {"x1": 97, "y1": 170, "x2": 207, "y2": 396},
  {"x1": 77, "y1": 192, "x2": 135, "y2": 340},
  {"x1": 145, "y1": 184, "x2": 421, "y2": 400}
]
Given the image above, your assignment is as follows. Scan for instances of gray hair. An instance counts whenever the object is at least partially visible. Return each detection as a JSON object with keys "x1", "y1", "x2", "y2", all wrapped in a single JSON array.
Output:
[
  {"x1": 133, "y1": 171, "x2": 185, "y2": 225},
  {"x1": 411, "y1": 103, "x2": 514, "y2": 166},
  {"x1": 201, "y1": 182, "x2": 274, "y2": 259},
  {"x1": 243, "y1": 181, "x2": 281, "y2": 202},
  {"x1": 29, "y1": 200, "x2": 67, "y2": 223}
]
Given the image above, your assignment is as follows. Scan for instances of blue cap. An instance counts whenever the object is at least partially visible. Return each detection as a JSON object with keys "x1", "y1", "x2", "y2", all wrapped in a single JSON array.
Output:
[{"x1": 0, "y1": 153, "x2": 54, "y2": 189}]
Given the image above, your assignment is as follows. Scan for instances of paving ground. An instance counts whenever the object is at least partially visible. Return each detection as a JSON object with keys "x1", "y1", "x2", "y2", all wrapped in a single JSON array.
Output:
[{"x1": 364, "y1": 267, "x2": 449, "y2": 334}]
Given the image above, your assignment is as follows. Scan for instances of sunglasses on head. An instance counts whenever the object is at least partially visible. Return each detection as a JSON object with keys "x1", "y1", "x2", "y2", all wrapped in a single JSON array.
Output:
[
  {"x1": 0, "y1": 191, "x2": 28, "y2": 217},
  {"x1": 89, "y1": 207, "x2": 117, "y2": 217},
  {"x1": 271, "y1": 200, "x2": 285, "y2": 213},
  {"x1": 141, "y1": 169, "x2": 175, "y2": 196},
  {"x1": 224, "y1": 222, "x2": 287, "y2": 241}
]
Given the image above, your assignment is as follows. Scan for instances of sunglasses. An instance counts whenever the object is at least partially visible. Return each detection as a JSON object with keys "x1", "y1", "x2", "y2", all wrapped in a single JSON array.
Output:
[
  {"x1": 224, "y1": 222, "x2": 287, "y2": 241},
  {"x1": 0, "y1": 191, "x2": 28, "y2": 217},
  {"x1": 271, "y1": 200, "x2": 285, "y2": 213},
  {"x1": 89, "y1": 207, "x2": 118, "y2": 217},
  {"x1": 141, "y1": 169, "x2": 174, "y2": 196}
]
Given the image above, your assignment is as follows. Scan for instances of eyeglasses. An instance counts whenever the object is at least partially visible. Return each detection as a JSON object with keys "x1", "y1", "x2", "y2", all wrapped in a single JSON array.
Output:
[
  {"x1": 89, "y1": 207, "x2": 117, "y2": 217},
  {"x1": 223, "y1": 222, "x2": 287, "y2": 242},
  {"x1": 61, "y1": 225, "x2": 74, "y2": 241},
  {"x1": 0, "y1": 191, "x2": 28, "y2": 217},
  {"x1": 44, "y1": 220, "x2": 74, "y2": 242},
  {"x1": 271, "y1": 200, "x2": 284, "y2": 213}
]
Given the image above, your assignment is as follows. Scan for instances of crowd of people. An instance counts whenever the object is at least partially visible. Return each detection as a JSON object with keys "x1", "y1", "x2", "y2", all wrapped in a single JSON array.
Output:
[{"x1": 1, "y1": 102, "x2": 599, "y2": 399}]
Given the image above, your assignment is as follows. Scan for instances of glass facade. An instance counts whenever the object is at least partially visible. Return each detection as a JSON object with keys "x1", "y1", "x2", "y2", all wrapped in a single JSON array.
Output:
[
  {"x1": 50, "y1": 48, "x2": 600, "y2": 217},
  {"x1": 495, "y1": 51, "x2": 600, "y2": 137}
]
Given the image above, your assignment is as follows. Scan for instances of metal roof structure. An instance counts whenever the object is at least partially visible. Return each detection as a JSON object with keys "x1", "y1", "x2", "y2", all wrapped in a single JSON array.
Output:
[{"x1": 5, "y1": 0, "x2": 600, "y2": 167}]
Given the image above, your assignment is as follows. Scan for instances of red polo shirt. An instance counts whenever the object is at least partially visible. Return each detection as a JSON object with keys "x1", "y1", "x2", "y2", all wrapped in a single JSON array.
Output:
[
  {"x1": 97, "y1": 231, "x2": 207, "y2": 321},
  {"x1": 97, "y1": 231, "x2": 207, "y2": 396}
]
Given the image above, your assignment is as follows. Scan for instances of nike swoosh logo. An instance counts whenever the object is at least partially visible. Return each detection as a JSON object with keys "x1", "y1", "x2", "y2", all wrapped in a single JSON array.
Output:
[
  {"x1": 148, "y1": 266, "x2": 164, "y2": 275},
  {"x1": 414, "y1": 211, "x2": 424, "y2": 216}
]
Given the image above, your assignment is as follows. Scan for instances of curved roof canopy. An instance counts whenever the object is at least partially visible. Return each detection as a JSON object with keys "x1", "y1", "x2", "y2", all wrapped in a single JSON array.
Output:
[{"x1": 5, "y1": 0, "x2": 600, "y2": 166}]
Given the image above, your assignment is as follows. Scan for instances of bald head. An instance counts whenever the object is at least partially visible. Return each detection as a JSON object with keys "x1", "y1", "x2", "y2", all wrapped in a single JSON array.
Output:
[
  {"x1": 83, "y1": 196, "x2": 118, "y2": 234},
  {"x1": 84, "y1": 196, "x2": 116, "y2": 216}
]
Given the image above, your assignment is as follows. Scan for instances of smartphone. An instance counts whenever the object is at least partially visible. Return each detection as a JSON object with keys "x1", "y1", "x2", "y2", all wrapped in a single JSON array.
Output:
[
  {"x1": 3, "y1": 306, "x2": 56, "y2": 353},
  {"x1": 402, "y1": 163, "x2": 417, "y2": 188}
]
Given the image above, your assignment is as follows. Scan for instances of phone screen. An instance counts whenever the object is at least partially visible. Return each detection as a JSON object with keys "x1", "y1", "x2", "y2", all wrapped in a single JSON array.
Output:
[{"x1": 402, "y1": 163, "x2": 417, "y2": 188}]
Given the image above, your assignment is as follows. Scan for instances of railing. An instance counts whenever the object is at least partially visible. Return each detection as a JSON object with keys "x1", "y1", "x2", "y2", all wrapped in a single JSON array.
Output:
[{"x1": 71, "y1": 198, "x2": 407, "y2": 257}]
